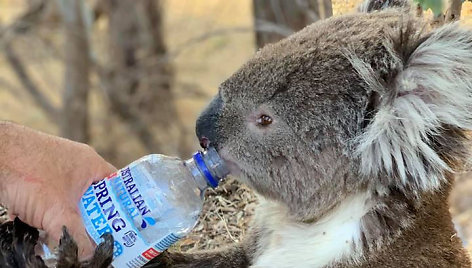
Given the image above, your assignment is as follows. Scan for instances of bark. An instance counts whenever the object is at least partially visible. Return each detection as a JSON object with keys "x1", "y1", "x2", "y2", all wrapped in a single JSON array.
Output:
[
  {"x1": 445, "y1": 0, "x2": 463, "y2": 22},
  {"x1": 57, "y1": 0, "x2": 91, "y2": 143},
  {"x1": 253, "y1": 0, "x2": 333, "y2": 48}
]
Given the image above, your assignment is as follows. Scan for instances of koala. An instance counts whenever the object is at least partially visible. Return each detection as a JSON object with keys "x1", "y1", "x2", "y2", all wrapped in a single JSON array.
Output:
[{"x1": 148, "y1": 2, "x2": 472, "y2": 268}]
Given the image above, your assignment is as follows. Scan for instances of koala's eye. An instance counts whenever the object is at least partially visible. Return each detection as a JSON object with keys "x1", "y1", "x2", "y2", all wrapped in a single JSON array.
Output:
[{"x1": 256, "y1": 115, "x2": 273, "y2": 126}]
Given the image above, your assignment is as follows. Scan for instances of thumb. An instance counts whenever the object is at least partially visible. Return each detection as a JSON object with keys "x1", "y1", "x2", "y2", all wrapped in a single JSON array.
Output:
[
  {"x1": 46, "y1": 207, "x2": 95, "y2": 259},
  {"x1": 91, "y1": 162, "x2": 118, "y2": 184}
]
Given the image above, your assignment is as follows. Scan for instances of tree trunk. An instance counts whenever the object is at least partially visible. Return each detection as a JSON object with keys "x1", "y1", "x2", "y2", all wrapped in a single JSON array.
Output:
[
  {"x1": 57, "y1": 0, "x2": 91, "y2": 142},
  {"x1": 445, "y1": 0, "x2": 462, "y2": 22},
  {"x1": 102, "y1": 0, "x2": 178, "y2": 154},
  {"x1": 253, "y1": 0, "x2": 333, "y2": 48},
  {"x1": 139, "y1": 0, "x2": 180, "y2": 154},
  {"x1": 103, "y1": 0, "x2": 159, "y2": 151}
]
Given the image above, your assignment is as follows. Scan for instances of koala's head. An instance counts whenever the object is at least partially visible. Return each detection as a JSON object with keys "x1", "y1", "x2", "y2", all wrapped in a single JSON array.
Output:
[{"x1": 196, "y1": 10, "x2": 472, "y2": 220}]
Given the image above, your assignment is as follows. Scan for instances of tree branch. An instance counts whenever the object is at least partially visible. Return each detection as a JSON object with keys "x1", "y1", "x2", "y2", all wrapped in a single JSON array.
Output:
[
  {"x1": 0, "y1": 0, "x2": 46, "y2": 46},
  {"x1": 0, "y1": 76, "x2": 27, "y2": 101},
  {"x1": 3, "y1": 43, "x2": 59, "y2": 122}
]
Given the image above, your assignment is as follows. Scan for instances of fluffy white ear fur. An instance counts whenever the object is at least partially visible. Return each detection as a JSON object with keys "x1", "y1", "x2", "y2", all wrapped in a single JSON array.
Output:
[
  {"x1": 357, "y1": 0, "x2": 410, "y2": 13},
  {"x1": 351, "y1": 23, "x2": 472, "y2": 192}
]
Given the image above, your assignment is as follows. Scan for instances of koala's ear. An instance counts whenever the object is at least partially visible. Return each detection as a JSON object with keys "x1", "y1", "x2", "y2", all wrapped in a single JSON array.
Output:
[
  {"x1": 358, "y1": 0, "x2": 410, "y2": 13},
  {"x1": 351, "y1": 23, "x2": 472, "y2": 194}
]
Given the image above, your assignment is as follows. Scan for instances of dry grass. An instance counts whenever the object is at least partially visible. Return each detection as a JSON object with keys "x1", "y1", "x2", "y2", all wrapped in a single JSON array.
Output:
[{"x1": 175, "y1": 179, "x2": 257, "y2": 252}]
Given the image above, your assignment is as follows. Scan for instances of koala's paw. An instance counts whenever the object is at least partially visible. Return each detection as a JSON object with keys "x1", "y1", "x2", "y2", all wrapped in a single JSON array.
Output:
[
  {"x1": 144, "y1": 251, "x2": 179, "y2": 268},
  {"x1": 0, "y1": 217, "x2": 47, "y2": 268},
  {"x1": 0, "y1": 218, "x2": 114, "y2": 268},
  {"x1": 84, "y1": 233, "x2": 114, "y2": 268},
  {"x1": 57, "y1": 227, "x2": 114, "y2": 268}
]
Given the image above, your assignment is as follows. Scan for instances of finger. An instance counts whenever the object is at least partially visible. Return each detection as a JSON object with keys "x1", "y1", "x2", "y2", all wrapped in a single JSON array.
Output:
[{"x1": 106, "y1": 162, "x2": 117, "y2": 173}]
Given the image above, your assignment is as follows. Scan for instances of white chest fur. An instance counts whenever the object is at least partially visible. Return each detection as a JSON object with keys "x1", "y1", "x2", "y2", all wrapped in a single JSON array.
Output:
[{"x1": 251, "y1": 193, "x2": 373, "y2": 268}]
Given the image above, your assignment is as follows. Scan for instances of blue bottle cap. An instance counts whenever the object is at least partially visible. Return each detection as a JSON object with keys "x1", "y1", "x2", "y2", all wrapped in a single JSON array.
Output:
[{"x1": 192, "y1": 147, "x2": 229, "y2": 188}]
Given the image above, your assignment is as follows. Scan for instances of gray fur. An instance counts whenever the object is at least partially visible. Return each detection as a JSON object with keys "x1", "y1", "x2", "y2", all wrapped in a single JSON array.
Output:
[{"x1": 154, "y1": 7, "x2": 472, "y2": 268}]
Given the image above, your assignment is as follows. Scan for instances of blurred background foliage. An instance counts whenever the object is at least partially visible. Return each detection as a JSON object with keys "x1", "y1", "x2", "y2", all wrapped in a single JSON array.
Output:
[
  {"x1": 1, "y1": 0, "x2": 471, "y2": 254},
  {"x1": 1, "y1": 0, "x2": 255, "y2": 166}
]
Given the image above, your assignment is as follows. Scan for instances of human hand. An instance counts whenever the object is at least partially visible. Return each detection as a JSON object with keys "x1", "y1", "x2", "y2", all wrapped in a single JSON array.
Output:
[{"x1": 0, "y1": 122, "x2": 116, "y2": 258}]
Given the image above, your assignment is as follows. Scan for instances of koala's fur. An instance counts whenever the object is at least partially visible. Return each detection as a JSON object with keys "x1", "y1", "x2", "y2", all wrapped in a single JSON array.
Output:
[
  {"x1": 1, "y1": 1, "x2": 472, "y2": 268},
  {"x1": 151, "y1": 3, "x2": 472, "y2": 268}
]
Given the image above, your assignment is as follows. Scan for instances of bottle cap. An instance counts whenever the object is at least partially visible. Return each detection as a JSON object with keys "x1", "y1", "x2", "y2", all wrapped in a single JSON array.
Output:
[{"x1": 193, "y1": 147, "x2": 229, "y2": 188}]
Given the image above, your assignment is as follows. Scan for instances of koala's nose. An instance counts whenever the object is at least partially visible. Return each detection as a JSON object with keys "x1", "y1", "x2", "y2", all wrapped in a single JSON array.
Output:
[
  {"x1": 196, "y1": 121, "x2": 218, "y2": 150},
  {"x1": 196, "y1": 95, "x2": 223, "y2": 150},
  {"x1": 199, "y1": 136, "x2": 210, "y2": 149}
]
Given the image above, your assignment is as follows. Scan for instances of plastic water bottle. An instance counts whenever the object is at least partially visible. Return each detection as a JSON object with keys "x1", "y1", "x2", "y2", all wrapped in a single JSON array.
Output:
[{"x1": 41, "y1": 147, "x2": 229, "y2": 267}]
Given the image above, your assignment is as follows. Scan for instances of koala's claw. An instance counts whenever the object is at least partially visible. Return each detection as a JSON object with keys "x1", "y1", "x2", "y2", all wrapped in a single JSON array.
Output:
[
  {"x1": 86, "y1": 233, "x2": 114, "y2": 268},
  {"x1": 57, "y1": 227, "x2": 114, "y2": 268},
  {"x1": 56, "y1": 227, "x2": 79, "y2": 267},
  {"x1": 0, "y1": 218, "x2": 114, "y2": 268}
]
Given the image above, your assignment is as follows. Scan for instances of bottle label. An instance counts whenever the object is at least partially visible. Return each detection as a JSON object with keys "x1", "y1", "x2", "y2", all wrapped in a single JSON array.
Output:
[{"x1": 79, "y1": 166, "x2": 180, "y2": 267}]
